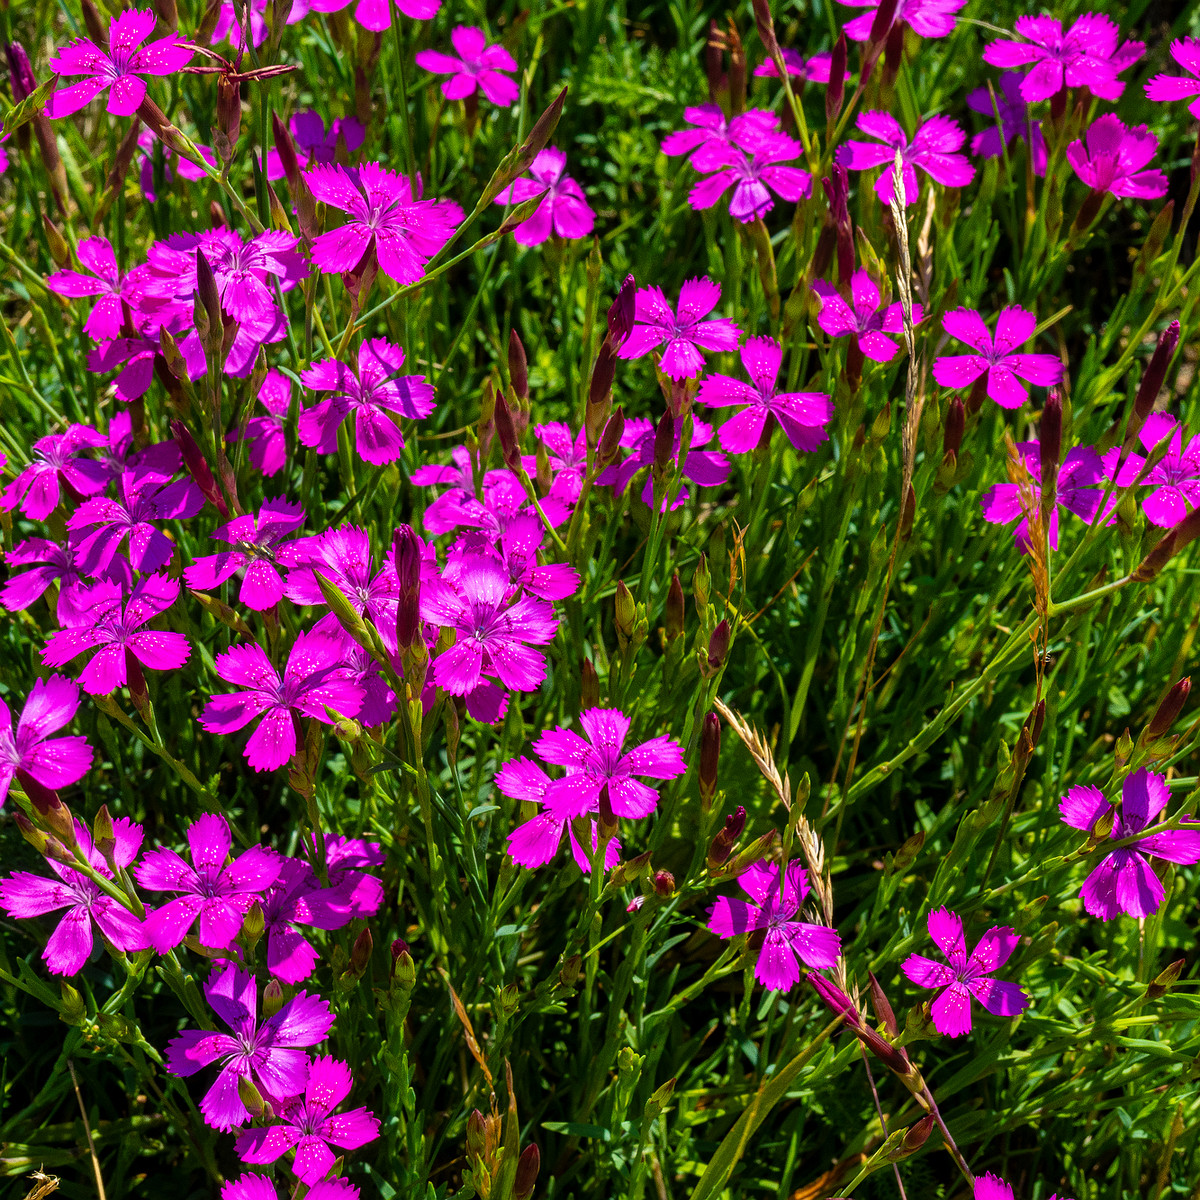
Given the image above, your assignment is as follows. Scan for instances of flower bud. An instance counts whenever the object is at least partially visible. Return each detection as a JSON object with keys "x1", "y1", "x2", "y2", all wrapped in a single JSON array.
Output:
[
  {"x1": 42, "y1": 215, "x2": 70, "y2": 269},
  {"x1": 15, "y1": 812, "x2": 49, "y2": 854},
  {"x1": 238, "y1": 1073, "x2": 267, "y2": 1120},
  {"x1": 707, "y1": 619, "x2": 730, "y2": 672},
  {"x1": 558, "y1": 954, "x2": 582, "y2": 989},
  {"x1": 615, "y1": 581, "x2": 636, "y2": 646},
  {"x1": 595, "y1": 406, "x2": 625, "y2": 470},
  {"x1": 348, "y1": 926, "x2": 373, "y2": 978},
  {"x1": 514, "y1": 1144, "x2": 541, "y2": 1200},
  {"x1": 242, "y1": 901, "x2": 265, "y2": 950},
  {"x1": 652, "y1": 409, "x2": 675, "y2": 477},
  {"x1": 508, "y1": 328, "x2": 529, "y2": 401},
  {"x1": 653, "y1": 869, "x2": 676, "y2": 897},
  {"x1": 494, "y1": 387, "x2": 522, "y2": 472},
  {"x1": 6, "y1": 41, "x2": 37, "y2": 100},
  {"x1": 391, "y1": 940, "x2": 416, "y2": 989},
  {"x1": 59, "y1": 979, "x2": 87, "y2": 1025},
  {"x1": 263, "y1": 978, "x2": 284, "y2": 1018},
  {"x1": 80, "y1": 0, "x2": 108, "y2": 46},
  {"x1": 194, "y1": 247, "x2": 223, "y2": 337},
  {"x1": 943, "y1": 397, "x2": 965, "y2": 457},
  {"x1": 1147, "y1": 958, "x2": 1185, "y2": 1000},
  {"x1": 699, "y1": 713, "x2": 720, "y2": 810},
  {"x1": 393, "y1": 524, "x2": 422, "y2": 651},
  {"x1": 35, "y1": 790, "x2": 76, "y2": 848},
  {"x1": 1133, "y1": 320, "x2": 1180, "y2": 427},
  {"x1": 171, "y1": 420, "x2": 229, "y2": 516},
  {"x1": 707, "y1": 804, "x2": 746, "y2": 868},
  {"x1": 466, "y1": 1109, "x2": 488, "y2": 1159},
  {"x1": 692, "y1": 553, "x2": 710, "y2": 609},
  {"x1": 665, "y1": 574, "x2": 685, "y2": 642},
  {"x1": 867, "y1": 0, "x2": 897, "y2": 46},
  {"x1": 1040, "y1": 389, "x2": 1062, "y2": 511},
  {"x1": 1089, "y1": 809, "x2": 1115, "y2": 842},
  {"x1": 1148, "y1": 678, "x2": 1191, "y2": 740},
  {"x1": 580, "y1": 657, "x2": 600, "y2": 711},
  {"x1": 607, "y1": 274, "x2": 637, "y2": 347},
  {"x1": 705, "y1": 20, "x2": 725, "y2": 101},
  {"x1": 726, "y1": 829, "x2": 777, "y2": 875},
  {"x1": 900, "y1": 1115, "x2": 935, "y2": 1155},
  {"x1": 867, "y1": 970, "x2": 899, "y2": 1038},
  {"x1": 215, "y1": 74, "x2": 242, "y2": 165},
  {"x1": 92, "y1": 804, "x2": 117, "y2": 866},
  {"x1": 826, "y1": 33, "x2": 846, "y2": 124},
  {"x1": 643, "y1": 1077, "x2": 676, "y2": 1121}
]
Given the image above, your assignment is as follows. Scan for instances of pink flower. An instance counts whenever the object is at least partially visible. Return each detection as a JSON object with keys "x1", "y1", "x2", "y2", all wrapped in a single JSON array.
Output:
[
  {"x1": 97, "y1": 410, "x2": 181, "y2": 484},
  {"x1": 1066, "y1": 114, "x2": 1168, "y2": 201},
  {"x1": 534, "y1": 707, "x2": 686, "y2": 820},
  {"x1": 754, "y1": 49, "x2": 845, "y2": 83},
  {"x1": 222, "y1": 1177, "x2": 360, "y2": 1200},
  {"x1": 421, "y1": 460, "x2": 570, "y2": 540},
  {"x1": 811, "y1": 270, "x2": 921, "y2": 363},
  {"x1": 661, "y1": 105, "x2": 785, "y2": 172},
  {"x1": 415, "y1": 25, "x2": 518, "y2": 106},
  {"x1": 967, "y1": 72, "x2": 1047, "y2": 176},
  {"x1": 1, "y1": 537, "x2": 129, "y2": 624},
  {"x1": 616, "y1": 277, "x2": 741, "y2": 380},
  {"x1": 707, "y1": 860, "x2": 841, "y2": 990},
  {"x1": 0, "y1": 817, "x2": 147, "y2": 975},
  {"x1": 235, "y1": 1055, "x2": 379, "y2": 1181},
  {"x1": 199, "y1": 629, "x2": 366, "y2": 771},
  {"x1": 975, "y1": 1173, "x2": 1074, "y2": 1200},
  {"x1": 138, "y1": 129, "x2": 216, "y2": 202},
  {"x1": 165, "y1": 963, "x2": 334, "y2": 1131},
  {"x1": 420, "y1": 556, "x2": 559, "y2": 701},
  {"x1": 1103, "y1": 413, "x2": 1200, "y2": 528},
  {"x1": 305, "y1": 163, "x2": 464, "y2": 284},
  {"x1": 352, "y1": 0, "x2": 439, "y2": 35},
  {"x1": 597, "y1": 415, "x2": 730, "y2": 512},
  {"x1": 1146, "y1": 37, "x2": 1200, "y2": 121},
  {"x1": 211, "y1": 0, "x2": 268, "y2": 48},
  {"x1": 697, "y1": 336, "x2": 833, "y2": 454},
  {"x1": 45, "y1": 236, "x2": 134, "y2": 340},
  {"x1": 448, "y1": 515, "x2": 580, "y2": 603},
  {"x1": 236, "y1": 369, "x2": 292, "y2": 478},
  {"x1": 981, "y1": 441, "x2": 1109, "y2": 552},
  {"x1": 42, "y1": 574, "x2": 192, "y2": 695},
  {"x1": 688, "y1": 139, "x2": 812, "y2": 223},
  {"x1": 266, "y1": 111, "x2": 365, "y2": 181},
  {"x1": 836, "y1": 112, "x2": 974, "y2": 206},
  {"x1": 933, "y1": 305, "x2": 1062, "y2": 409},
  {"x1": 493, "y1": 147, "x2": 595, "y2": 246},
  {"x1": 0, "y1": 426, "x2": 110, "y2": 521},
  {"x1": 1060, "y1": 768, "x2": 1200, "y2": 921},
  {"x1": 0, "y1": 675, "x2": 93, "y2": 809},
  {"x1": 532, "y1": 423, "x2": 588, "y2": 503},
  {"x1": 901, "y1": 907, "x2": 1029, "y2": 1037},
  {"x1": 838, "y1": 0, "x2": 965, "y2": 42},
  {"x1": 299, "y1": 339, "x2": 436, "y2": 466},
  {"x1": 982, "y1": 14, "x2": 1143, "y2": 104},
  {"x1": 135, "y1": 813, "x2": 280, "y2": 952},
  {"x1": 47, "y1": 9, "x2": 192, "y2": 118}
]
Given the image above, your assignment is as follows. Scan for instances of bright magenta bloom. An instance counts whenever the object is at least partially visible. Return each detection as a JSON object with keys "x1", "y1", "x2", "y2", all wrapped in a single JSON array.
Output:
[
  {"x1": 837, "y1": 112, "x2": 974, "y2": 206},
  {"x1": 1060, "y1": 768, "x2": 1200, "y2": 921},
  {"x1": 838, "y1": 0, "x2": 964, "y2": 42},
  {"x1": 222, "y1": 1176, "x2": 360, "y2": 1200},
  {"x1": 0, "y1": 675, "x2": 92, "y2": 809},
  {"x1": 812, "y1": 271, "x2": 921, "y2": 364},
  {"x1": 688, "y1": 139, "x2": 812, "y2": 223},
  {"x1": 47, "y1": 9, "x2": 192, "y2": 118},
  {"x1": 493, "y1": 147, "x2": 595, "y2": 246},
  {"x1": 616, "y1": 277, "x2": 741, "y2": 380},
  {"x1": 1146, "y1": 38, "x2": 1200, "y2": 120},
  {"x1": 754, "y1": 49, "x2": 846, "y2": 83},
  {"x1": 415, "y1": 26, "x2": 518, "y2": 106},
  {"x1": 1066, "y1": 114, "x2": 1168, "y2": 201},
  {"x1": 0, "y1": 426, "x2": 110, "y2": 522},
  {"x1": 661, "y1": 105, "x2": 784, "y2": 172},
  {"x1": 46, "y1": 236, "x2": 135, "y2": 340},
  {"x1": 932, "y1": 306, "x2": 1062, "y2": 408},
  {"x1": 901, "y1": 907, "x2": 1029, "y2": 1037},
  {"x1": 707, "y1": 860, "x2": 841, "y2": 991},
  {"x1": 975, "y1": 1174, "x2": 1075, "y2": 1200},
  {"x1": 1103, "y1": 413, "x2": 1200, "y2": 528},
  {"x1": 236, "y1": 369, "x2": 292, "y2": 478},
  {"x1": 352, "y1": 0, "x2": 439, "y2": 35}
]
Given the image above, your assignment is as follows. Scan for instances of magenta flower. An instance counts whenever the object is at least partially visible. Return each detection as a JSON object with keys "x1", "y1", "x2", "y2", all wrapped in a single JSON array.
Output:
[
  {"x1": 236, "y1": 369, "x2": 292, "y2": 478},
  {"x1": 532, "y1": 422, "x2": 588, "y2": 503},
  {"x1": 222, "y1": 1177, "x2": 360, "y2": 1200},
  {"x1": 2, "y1": 537, "x2": 129, "y2": 624},
  {"x1": 1066, "y1": 114, "x2": 1168, "y2": 201},
  {"x1": 982, "y1": 14, "x2": 1143, "y2": 104},
  {"x1": 535, "y1": 707, "x2": 686, "y2": 820},
  {"x1": 97, "y1": 410, "x2": 181, "y2": 484},
  {"x1": 267, "y1": 111, "x2": 365, "y2": 181},
  {"x1": 199, "y1": 629, "x2": 365, "y2": 772},
  {"x1": 135, "y1": 813, "x2": 280, "y2": 953},
  {"x1": 688, "y1": 139, "x2": 812, "y2": 223},
  {"x1": 0, "y1": 426, "x2": 110, "y2": 521},
  {"x1": 754, "y1": 49, "x2": 845, "y2": 84},
  {"x1": 166, "y1": 964, "x2": 334, "y2": 1131},
  {"x1": 975, "y1": 1175, "x2": 1074, "y2": 1200},
  {"x1": 235, "y1": 1055, "x2": 379, "y2": 1181},
  {"x1": 493, "y1": 147, "x2": 595, "y2": 246},
  {"x1": 47, "y1": 9, "x2": 192, "y2": 118},
  {"x1": 837, "y1": 112, "x2": 974, "y2": 206},
  {"x1": 211, "y1": 0, "x2": 267, "y2": 48},
  {"x1": 0, "y1": 817, "x2": 147, "y2": 975},
  {"x1": 306, "y1": 163, "x2": 464, "y2": 284},
  {"x1": 499, "y1": 756, "x2": 621, "y2": 873},
  {"x1": 811, "y1": 271, "x2": 921, "y2": 364},
  {"x1": 708, "y1": 860, "x2": 841, "y2": 990},
  {"x1": 299, "y1": 339, "x2": 436, "y2": 465},
  {"x1": 1103, "y1": 414, "x2": 1200, "y2": 528},
  {"x1": 352, "y1": 0, "x2": 439, "y2": 35},
  {"x1": 661, "y1": 105, "x2": 785, "y2": 172},
  {"x1": 1060, "y1": 768, "x2": 1200, "y2": 921},
  {"x1": 68, "y1": 471, "x2": 205, "y2": 577},
  {"x1": 184, "y1": 498, "x2": 306, "y2": 610},
  {"x1": 194, "y1": 229, "x2": 307, "y2": 327},
  {"x1": 1146, "y1": 38, "x2": 1200, "y2": 120},
  {"x1": 967, "y1": 73, "x2": 1047, "y2": 176},
  {"x1": 981, "y1": 441, "x2": 1109, "y2": 552},
  {"x1": 42, "y1": 574, "x2": 191, "y2": 695},
  {"x1": 838, "y1": 0, "x2": 965, "y2": 42},
  {"x1": 415, "y1": 26, "x2": 518, "y2": 106},
  {"x1": 0, "y1": 675, "x2": 92, "y2": 810},
  {"x1": 901, "y1": 907, "x2": 1028, "y2": 1037},
  {"x1": 138, "y1": 128, "x2": 215, "y2": 202},
  {"x1": 422, "y1": 462, "x2": 570, "y2": 541},
  {"x1": 46, "y1": 236, "x2": 134, "y2": 340},
  {"x1": 617, "y1": 277, "x2": 741, "y2": 380},
  {"x1": 697, "y1": 336, "x2": 833, "y2": 454},
  {"x1": 421, "y1": 556, "x2": 559, "y2": 699},
  {"x1": 933, "y1": 306, "x2": 1062, "y2": 409},
  {"x1": 597, "y1": 415, "x2": 730, "y2": 512}
]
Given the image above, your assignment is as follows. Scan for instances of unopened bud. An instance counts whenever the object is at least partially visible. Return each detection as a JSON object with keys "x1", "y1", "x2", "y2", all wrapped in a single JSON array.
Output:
[
  {"x1": 393, "y1": 524, "x2": 422, "y2": 651},
  {"x1": 171, "y1": 419, "x2": 229, "y2": 516},
  {"x1": 699, "y1": 712, "x2": 721, "y2": 810},
  {"x1": 391, "y1": 940, "x2": 416, "y2": 988},
  {"x1": 508, "y1": 328, "x2": 528, "y2": 401},
  {"x1": 665, "y1": 574, "x2": 684, "y2": 641},
  {"x1": 7, "y1": 42, "x2": 38, "y2": 101},
  {"x1": 1147, "y1": 958, "x2": 1186, "y2": 1000},
  {"x1": 558, "y1": 954, "x2": 582, "y2": 989},
  {"x1": 595, "y1": 406, "x2": 625, "y2": 470},
  {"x1": 826, "y1": 33, "x2": 847, "y2": 124},
  {"x1": 242, "y1": 901, "x2": 265, "y2": 949},
  {"x1": 1090, "y1": 810, "x2": 1115, "y2": 842},
  {"x1": 80, "y1": 0, "x2": 108, "y2": 46},
  {"x1": 653, "y1": 869, "x2": 676, "y2": 897},
  {"x1": 194, "y1": 247, "x2": 223, "y2": 335},
  {"x1": 238, "y1": 1074, "x2": 267, "y2": 1119},
  {"x1": 652, "y1": 409, "x2": 675, "y2": 477},
  {"x1": 727, "y1": 829, "x2": 777, "y2": 875},
  {"x1": 263, "y1": 978, "x2": 285, "y2": 1018},
  {"x1": 867, "y1": 970, "x2": 899, "y2": 1038},
  {"x1": 867, "y1": 0, "x2": 897, "y2": 46},
  {"x1": 466, "y1": 1109, "x2": 487, "y2": 1159},
  {"x1": 38, "y1": 794, "x2": 76, "y2": 847},
  {"x1": 643, "y1": 1077, "x2": 676, "y2": 1121},
  {"x1": 42, "y1": 215, "x2": 70, "y2": 268},
  {"x1": 1040, "y1": 389, "x2": 1062, "y2": 505},
  {"x1": 707, "y1": 619, "x2": 730, "y2": 672},
  {"x1": 216, "y1": 75, "x2": 241, "y2": 164},
  {"x1": 943, "y1": 397, "x2": 965, "y2": 457},
  {"x1": 900, "y1": 1115, "x2": 935, "y2": 1155},
  {"x1": 607, "y1": 274, "x2": 637, "y2": 347},
  {"x1": 494, "y1": 387, "x2": 522, "y2": 472},
  {"x1": 693, "y1": 553, "x2": 710, "y2": 609},
  {"x1": 514, "y1": 1143, "x2": 541, "y2": 1200},
  {"x1": 615, "y1": 581, "x2": 636, "y2": 645},
  {"x1": 580, "y1": 657, "x2": 600, "y2": 710},
  {"x1": 59, "y1": 979, "x2": 86, "y2": 1025},
  {"x1": 15, "y1": 812, "x2": 48, "y2": 854},
  {"x1": 348, "y1": 927, "x2": 373, "y2": 978},
  {"x1": 1133, "y1": 320, "x2": 1180, "y2": 426},
  {"x1": 1148, "y1": 678, "x2": 1191, "y2": 740}
]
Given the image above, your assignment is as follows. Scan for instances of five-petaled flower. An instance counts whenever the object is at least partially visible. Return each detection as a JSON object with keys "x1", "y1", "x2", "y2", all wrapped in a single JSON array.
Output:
[
  {"x1": 967, "y1": 72, "x2": 1047, "y2": 176},
  {"x1": 837, "y1": 112, "x2": 975, "y2": 206},
  {"x1": 616, "y1": 277, "x2": 741, "y2": 380},
  {"x1": 0, "y1": 426, "x2": 110, "y2": 522},
  {"x1": 1103, "y1": 413, "x2": 1200, "y2": 528},
  {"x1": 46, "y1": 236, "x2": 136, "y2": 340},
  {"x1": 493, "y1": 147, "x2": 596, "y2": 246},
  {"x1": 902, "y1": 907, "x2": 1029, "y2": 1037},
  {"x1": 235, "y1": 369, "x2": 292, "y2": 478},
  {"x1": 812, "y1": 271, "x2": 922, "y2": 365},
  {"x1": 754, "y1": 49, "x2": 846, "y2": 84},
  {"x1": 0, "y1": 674, "x2": 93, "y2": 810},
  {"x1": 707, "y1": 859, "x2": 842, "y2": 991},
  {"x1": 415, "y1": 26, "x2": 519, "y2": 106},
  {"x1": 1146, "y1": 37, "x2": 1200, "y2": 120},
  {"x1": 1066, "y1": 114, "x2": 1168, "y2": 201},
  {"x1": 838, "y1": 0, "x2": 965, "y2": 42},
  {"x1": 596, "y1": 415, "x2": 730, "y2": 512},
  {"x1": 688, "y1": 138, "x2": 812, "y2": 223}
]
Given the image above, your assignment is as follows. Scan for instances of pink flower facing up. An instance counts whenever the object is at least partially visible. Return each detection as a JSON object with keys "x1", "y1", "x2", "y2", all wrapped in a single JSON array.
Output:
[
  {"x1": 837, "y1": 112, "x2": 975, "y2": 206},
  {"x1": 237, "y1": 369, "x2": 292, "y2": 477},
  {"x1": 305, "y1": 163, "x2": 464, "y2": 284},
  {"x1": 493, "y1": 147, "x2": 595, "y2": 246},
  {"x1": 617, "y1": 277, "x2": 741, "y2": 380},
  {"x1": 448, "y1": 516, "x2": 579, "y2": 604},
  {"x1": 166, "y1": 963, "x2": 334, "y2": 1131},
  {"x1": 1066, "y1": 114, "x2": 1168, "y2": 201},
  {"x1": 184, "y1": 498, "x2": 306, "y2": 611},
  {"x1": 415, "y1": 26, "x2": 518, "y2": 106},
  {"x1": 299, "y1": 339, "x2": 436, "y2": 465},
  {"x1": 1, "y1": 537, "x2": 130, "y2": 625},
  {"x1": 1146, "y1": 38, "x2": 1200, "y2": 121},
  {"x1": 967, "y1": 73, "x2": 1047, "y2": 176},
  {"x1": 754, "y1": 49, "x2": 845, "y2": 84},
  {"x1": 498, "y1": 756, "x2": 620, "y2": 873},
  {"x1": 688, "y1": 136, "x2": 812, "y2": 223},
  {"x1": 597, "y1": 416, "x2": 730, "y2": 512},
  {"x1": 46, "y1": 236, "x2": 135, "y2": 340},
  {"x1": 0, "y1": 675, "x2": 93, "y2": 809},
  {"x1": 698, "y1": 336, "x2": 833, "y2": 455},
  {"x1": 974, "y1": 1175, "x2": 1076, "y2": 1200},
  {"x1": 532, "y1": 423, "x2": 588, "y2": 503},
  {"x1": 199, "y1": 629, "x2": 366, "y2": 771},
  {"x1": 47, "y1": 9, "x2": 192, "y2": 118},
  {"x1": 420, "y1": 555, "x2": 559, "y2": 708},
  {"x1": 812, "y1": 271, "x2": 922, "y2": 364},
  {"x1": 0, "y1": 817, "x2": 147, "y2": 975},
  {"x1": 1103, "y1": 412, "x2": 1200, "y2": 528},
  {"x1": 351, "y1": 0, "x2": 440, "y2": 36},
  {"x1": 534, "y1": 708, "x2": 686, "y2": 821},
  {"x1": 661, "y1": 106, "x2": 784, "y2": 173},
  {"x1": 222, "y1": 1177, "x2": 360, "y2": 1200},
  {"x1": 235, "y1": 1055, "x2": 379, "y2": 1182},
  {"x1": 981, "y1": 441, "x2": 1109, "y2": 552},
  {"x1": 1060, "y1": 768, "x2": 1200, "y2": 921},
  {"x1": 838, "y1": 0, "x2": 965, "y2": 42},
  {"x1": 901, "y1": 907, "x2": 1029, "y2": 1037},
  {"x1": 982, "y1": 14, "x2": 1143, "y2": 104},
  {"x1": 267, "y1": 111, "x2": 366, "y2": 181},
  {"x1": 708, "y1": 860, "x2": 841, "y2": 990},
  {"x1": 1, "y1": 426, "x2": 110, "y2": 522},
  {"x1": 42, "y1": 574, "x2": 191, "y2": 695},
  {"x1": 933, "y1": 306, "x2": 1062, "y2": 409},
  {"x1": 135, "y1": 813, "x2": 280, "y2": 953}
]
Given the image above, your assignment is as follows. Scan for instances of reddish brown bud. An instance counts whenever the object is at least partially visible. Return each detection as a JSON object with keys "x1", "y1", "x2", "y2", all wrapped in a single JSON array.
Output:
[
  {"x1": 867, "y1": 970, "x2": 899, "y2": 1038},
  {"x1": 494, "y1": 388, "x2": 522, "y2": 472},
  {"x1": 1148, "y1": 678, "x2": 1191, "y2": 740},
  {"x1": 665, "y1": 574, "x2": 684, "y2": 641},
  {"x1": 6, "y1": 42, "x2": 38, "y2": 101},
  {"x1": 652, "y1": 409, "x2": 675, "y2": 476},
  {"x1": 1147, "y1": 958, "x2": 1185, "y2": 1000},
  {"x1": 608, "y1": 274, "x2": 637, "y2": 347},
  {"x1": 943, "y1": 397, "x2": 965, "y2": 457},
  {"x1": 1134, "y1": 319, "x2": 1180, "y2": 424},
  {"x1": 707, "y1": 804, "x2": 744, "y2": 868},
  {"x1": 81, "y1": 0, "x2": 108, "y2": 46},
  {"x1": 653, "y1": 869, "x2": 676, "y2": 897},
  {"x1": 348, "y1": 927, "x2": 373, "y2": 977},
  {"x1": 1040, "y1": 389, "x2": 1062, "y2": 502},
  {"x1": 216, "y1": 75, "x2": 242, "y2": 164},
  {"x1": 752, "y1": 0, "x2": 778, "y2": 59},
  {"x1": 514, "y1": 1143, "x2": 541, "y2": 1200},
  {"x1": 508, "y1": 328, "x2": 529, "y2": 401},
  {"x1": 705, "y1": 21, "x2": 725, "y2": 102},
  {"x1": 707, "y1": 619, "x2": 730, "y2": 671},
  {"x1": 272, "y1": 110, "x2": 301, "y2": 187},
  {"x1": 902, "y1": 1115, "x2": 935, "y2": 1153},
  {"x1": 194, "y1": 247, "x2": 223, "y2": 335},
  {"x1": 596, "y1": 406, "x2": 626, "y2": 470},
  {"x1": 393, "y1": 524, "x2": 422, "y2": 651},
  {"x1": 867, "y1": 0, "x2": 897, "y2": 46},
  {"x1": 826, "y1": 33, "x2": 847, "y2": 124},
  {"x1": 580, "y1": 657, "x2": 600, "y2": 710},
  {"x1": 699, "y1": 713, "x2": 721, "y2": 810},
  {"x1": 16, "y1": 767, "x2": 63, "y2": 818},
  {"x1": 171, "y1": 420, "x2": 229, "y2": 516}
]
